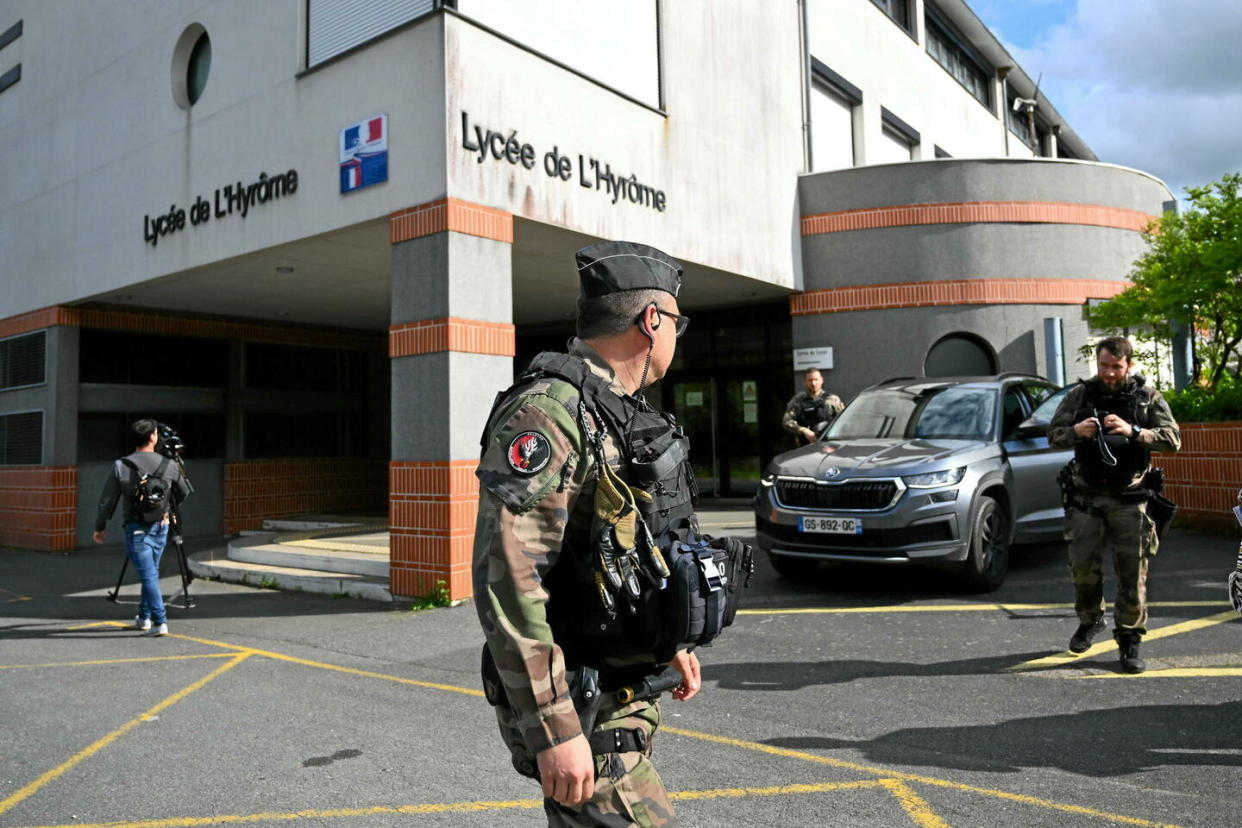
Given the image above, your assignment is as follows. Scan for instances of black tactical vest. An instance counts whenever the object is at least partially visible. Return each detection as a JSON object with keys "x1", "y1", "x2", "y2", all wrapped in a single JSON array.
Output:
[
  {"x1": 795, "y1": 394, "x2": 832, "y2": 429},
  {"x1": 1072, "y1": 377, "x2": 1151, "y2": 493},
  {"x1": 501, "y1": 352, "x2": 700, "y2": 668}
]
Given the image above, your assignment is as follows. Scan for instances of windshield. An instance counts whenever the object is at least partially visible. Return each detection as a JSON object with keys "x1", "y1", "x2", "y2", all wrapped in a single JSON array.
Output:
[
  {"x1": 1030, "y1": 386, "x2": 1070, "y2": 422},
  {"x1": 826, "y1": 386, "x2": 997, "y2": 441}
]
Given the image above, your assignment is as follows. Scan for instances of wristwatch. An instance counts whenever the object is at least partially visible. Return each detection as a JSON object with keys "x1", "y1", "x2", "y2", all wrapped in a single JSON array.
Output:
[{"x1": 1130, "y1": 424, "x2": 1143, "y2": 442}]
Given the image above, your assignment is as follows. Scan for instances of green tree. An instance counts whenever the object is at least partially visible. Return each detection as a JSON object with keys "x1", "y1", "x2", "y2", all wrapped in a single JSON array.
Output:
[{"x1": 1086, "y1": 172, "x2": 1242, "y2": 387}]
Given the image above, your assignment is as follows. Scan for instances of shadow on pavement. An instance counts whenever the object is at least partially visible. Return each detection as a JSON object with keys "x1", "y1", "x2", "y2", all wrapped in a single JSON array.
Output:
[{"x1": 763, "y1": 700, "x2": 1242, "y2": 776}]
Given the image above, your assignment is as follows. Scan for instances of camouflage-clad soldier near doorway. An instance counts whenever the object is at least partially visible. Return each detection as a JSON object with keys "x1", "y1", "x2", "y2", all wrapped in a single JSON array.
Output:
[
  {"x1": 473, "y1": 240, "x2": 751, "y2": 826},
  {"x1": 1048, "y1": 336, "x2": 1181, "y2": 673},
  {"x1": 782, "y1": 368, "x2": 843, "y2": 446}
]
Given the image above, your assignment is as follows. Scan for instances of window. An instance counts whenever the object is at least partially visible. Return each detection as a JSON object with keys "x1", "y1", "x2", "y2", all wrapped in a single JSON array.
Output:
[
  {"x1": 79, "y1": 330, "x2": 228, "y2": 387},
  {"x1": 1001, "y1": 387, "x2": 1028, "y2": 438},
  {"x1": 78, "y1": 412, "x2": 226, "y2": 462},
  {"x1": 244, "y1": 343, "x2": 366, "y2": 392},
  {"x1": 876, "y1": 107, "x2": 919, "y2": 163},
  {"x1": 925, "y1": 5, "x2": 992, "y2": 109},
  {"x1": 244, "y1": 411, "x2": 365, "y2": 458},
  {"x1": 308, "y1": 0, "x2": 435, "y2": 67},
  {"x1": 1007, "y1": 94, "x2": 1049, "y2": 152},
  {"x1": 0, "y1": 411, "x2": 42, "y2": 464},
  {"x1": 924, "y1": 333, "x2": 996, "y2": 377},
  {"x1": 187, "y1": 32, "x2": 211, "y2": 105},
  {"x1": 0, "y1": 19, "x2": 21, "y2": 97},
  {"x1": 810, "y1": 60, "x2": 861, "y2": 171},
  {"x1": 0, "y1": 331, "x2": 46, "y2": 390},
  {"x1": 870, "y1": 0, "x2": 913, "y2": 34}
]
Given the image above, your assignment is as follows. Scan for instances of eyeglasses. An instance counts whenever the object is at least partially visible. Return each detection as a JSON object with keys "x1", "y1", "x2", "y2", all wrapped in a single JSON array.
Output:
[{"x1": 657, "y1": 309, "x2": 691, "y2": 338}]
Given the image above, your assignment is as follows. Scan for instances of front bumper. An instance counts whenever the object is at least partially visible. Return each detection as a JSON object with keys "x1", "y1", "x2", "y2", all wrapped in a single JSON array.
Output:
[{"x1": 754, "y1": 477, "x2": 971, "y2": 564}]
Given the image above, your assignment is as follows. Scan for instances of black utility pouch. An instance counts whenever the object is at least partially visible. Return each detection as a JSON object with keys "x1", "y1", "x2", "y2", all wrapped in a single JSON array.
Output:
[{"x1": 663, "y1": 539, "x2": 731, "y2": 653}]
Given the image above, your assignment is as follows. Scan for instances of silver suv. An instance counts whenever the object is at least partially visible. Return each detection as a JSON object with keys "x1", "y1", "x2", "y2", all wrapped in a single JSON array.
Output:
[{"x1": 755, "y1": 374, "x2": 1071, "y2": 591}]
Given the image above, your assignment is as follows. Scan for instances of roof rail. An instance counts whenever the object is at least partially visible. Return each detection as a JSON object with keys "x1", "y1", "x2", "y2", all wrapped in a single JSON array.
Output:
[{"x1": 996, "y1": 371, "x2": 1042, "y2": 380}]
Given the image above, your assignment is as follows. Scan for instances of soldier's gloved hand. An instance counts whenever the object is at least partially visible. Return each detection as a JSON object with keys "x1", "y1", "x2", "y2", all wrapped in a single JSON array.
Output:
[{"x1": 636, "y1": 521, "x2": 670, "y2": 587}]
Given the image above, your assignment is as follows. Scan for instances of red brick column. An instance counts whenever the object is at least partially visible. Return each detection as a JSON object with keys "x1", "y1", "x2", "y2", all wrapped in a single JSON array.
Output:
[
  {"x1": 0, "y1": 466, "x2": 77, "y2": 551},
  {"x1": 1154, "y1": 421, "x2": 1242, "y2": 529},
  {"x1": 388, "y1": 461, "x2": 479, "y2": 599}
]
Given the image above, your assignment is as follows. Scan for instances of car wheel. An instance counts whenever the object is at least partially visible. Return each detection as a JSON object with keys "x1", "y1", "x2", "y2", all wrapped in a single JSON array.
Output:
[
  {"x1": 959, "y1": 495, "x2": 1010, "y2": 592},
  {"x1": 768, "y1": 551, "x2": 819, "y2": 580}
]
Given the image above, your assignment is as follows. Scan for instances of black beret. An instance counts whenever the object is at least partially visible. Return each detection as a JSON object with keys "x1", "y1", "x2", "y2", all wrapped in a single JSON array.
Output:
[{"x1": 576, "y1": 241, "x2": 683, "y2": 300}]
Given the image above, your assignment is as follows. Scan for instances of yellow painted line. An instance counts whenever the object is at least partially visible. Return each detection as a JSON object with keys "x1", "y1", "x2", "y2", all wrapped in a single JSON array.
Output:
[
  {"x1": 662, "y1": 725, "x2": 1179, "y2": 827},
  {"x1": 0, "y1": 653, "x2": 236, "y2": 671},
  {"x1": 1076, "y1": 667, "x2": 1242, "y2": 679},
  {"x1": 740, "y1": 600, "x2": 1229, "y2": 616},
  {"x1": 0, "y1": 652, "x2": 252, "y2": 817},
  {"x1": 5, "y1": 782, "x2": 934, "y2": 828},
  {"x1": 877, "y1": 779, "x2": 951, "y2": 828},
  {"x1": 1006, "y1": 610, "x2": 1240, "y2": 672},
  {"x1": 166, "y1": 631, "x2": 485, "y2": 698},
  {"x1": 4, "y1": 595, "x2": 31, "y2": 603},
  {"x1": 66, "y1": 621, "x2": 128, "y2": 630}
]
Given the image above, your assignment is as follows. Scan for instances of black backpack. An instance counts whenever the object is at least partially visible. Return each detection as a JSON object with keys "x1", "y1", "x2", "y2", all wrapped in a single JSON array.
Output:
[{"x1": 121, "y1": 457, "x2": 173, "y2": 523}]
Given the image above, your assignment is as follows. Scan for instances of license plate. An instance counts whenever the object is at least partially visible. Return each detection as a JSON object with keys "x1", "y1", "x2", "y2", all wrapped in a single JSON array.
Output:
[{"x1": 799, "y1": 516, "x2": 863, "y2": 535}]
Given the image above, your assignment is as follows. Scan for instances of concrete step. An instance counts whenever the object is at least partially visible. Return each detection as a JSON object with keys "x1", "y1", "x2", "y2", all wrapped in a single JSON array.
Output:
[
  {"x1": 227, "y1": 533, "x2": 388, "y2": 577},
  {"x1": 189, "y1": 548, "x2": 393, "y2": 602}
]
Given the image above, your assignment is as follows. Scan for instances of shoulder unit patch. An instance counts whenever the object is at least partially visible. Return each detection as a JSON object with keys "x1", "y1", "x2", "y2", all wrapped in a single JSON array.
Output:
[{"x1": 507, "y1": 431, "x2": 552, "y2": 475}]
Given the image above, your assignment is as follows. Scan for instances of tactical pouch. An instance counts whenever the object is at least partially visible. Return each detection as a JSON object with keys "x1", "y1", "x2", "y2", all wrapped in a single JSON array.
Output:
[{"x1": 659, "y1": 538, "x2": 748, "y2": 658}]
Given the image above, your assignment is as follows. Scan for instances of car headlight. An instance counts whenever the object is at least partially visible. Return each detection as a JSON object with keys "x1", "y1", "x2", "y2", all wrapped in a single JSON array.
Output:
[
  {"x1": 902, "y1": 467, "x2": 966, "y2": 488},
  {"x1": 760, "y1": 471, "x2": 776, "y2": 487}
]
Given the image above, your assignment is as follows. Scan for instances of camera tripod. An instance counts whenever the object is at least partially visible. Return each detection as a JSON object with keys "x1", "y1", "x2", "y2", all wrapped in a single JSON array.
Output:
[{"x1": 105, "y1": 451, "x2": 197, "y2": 610}]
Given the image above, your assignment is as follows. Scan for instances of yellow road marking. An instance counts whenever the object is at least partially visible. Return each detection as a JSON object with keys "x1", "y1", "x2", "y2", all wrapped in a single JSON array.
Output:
[
  {"x1": 166, "y1": 631, "x2": 485, "y2": 697},
  {"x1": 0, "y1": 652, "x2": 252, "y2": 817},
  {"x1": 877, "y1": 779, "x2": 952, "y2": 828},
  {"x1": 0, "y1": 654, "x2": 236, "y2": 670},
  {"x1": 4, "y1": 595, "x2": 31, "y2": 603},
  {"x1": 662, "y1": 725, "x2": 1179, "y2": 827},
  {"x1": 66, "y1": 621, "x2": 127, "y2": 630},
  {"x1": 1006, "y1": 610, "x2": 1239, "y2": 672},
  {"x1": 740, "y1": 601, "x2": 1229, "y2": 616},
  {"x1": 1076, "y1": 667, "x2": 1242, "y2": 679},
  {"x1": 4, "y1": 781, "x2": 940, "y2": 828}
]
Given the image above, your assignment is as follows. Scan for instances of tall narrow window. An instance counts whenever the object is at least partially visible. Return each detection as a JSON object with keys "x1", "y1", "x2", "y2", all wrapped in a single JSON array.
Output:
[
  {"x1": 876, "y1": 107, "x2": 919, "y2": 162},
  {"x1": 925, "y1": 4, "x2": 992, "y2": 109},
  {"x1": 809, "y1": 60, "x2": 861, "y2": 172}
]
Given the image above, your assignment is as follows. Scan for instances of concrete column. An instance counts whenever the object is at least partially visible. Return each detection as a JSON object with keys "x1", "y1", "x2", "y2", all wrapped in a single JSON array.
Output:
[
  {"x1": 388, "y1": 199, "x2": 515, "y2": 600},
  {"x1": 46, "y1": 325, "x2": 79, "y2": 466}
]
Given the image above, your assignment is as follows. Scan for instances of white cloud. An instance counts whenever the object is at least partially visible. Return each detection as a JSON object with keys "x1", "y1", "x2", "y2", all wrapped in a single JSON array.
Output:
[{"x1": 1004, "y1": 0, "x2": 1242, "y2": 198}]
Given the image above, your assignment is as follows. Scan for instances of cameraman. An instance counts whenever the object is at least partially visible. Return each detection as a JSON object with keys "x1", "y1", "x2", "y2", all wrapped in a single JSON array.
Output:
[{"x1": 93, "y1": 419, "x2": 191, "y2": 636}]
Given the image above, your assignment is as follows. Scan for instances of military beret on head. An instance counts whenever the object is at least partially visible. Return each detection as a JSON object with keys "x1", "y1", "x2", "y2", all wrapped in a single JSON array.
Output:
[{"x1": 575, "y1": 241, "x2": 683, "y2": 300}]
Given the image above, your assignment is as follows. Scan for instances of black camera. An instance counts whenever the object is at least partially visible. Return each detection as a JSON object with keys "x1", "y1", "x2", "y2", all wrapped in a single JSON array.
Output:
[{"x1": 156, "y1": 422, "x2": 185, "y2": 460}]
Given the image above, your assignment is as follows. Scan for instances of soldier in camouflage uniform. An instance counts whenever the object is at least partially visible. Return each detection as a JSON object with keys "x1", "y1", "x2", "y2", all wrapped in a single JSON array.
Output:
[
  {"x1": 781, "y1": 368, "x2": 844, "y2": 446},
  {"x1": 1048, "y1": 336, "x2": 1181, "y2": 673},
  {"x1": 474, "y1": 241, "x2": 734, "y2": 827}
]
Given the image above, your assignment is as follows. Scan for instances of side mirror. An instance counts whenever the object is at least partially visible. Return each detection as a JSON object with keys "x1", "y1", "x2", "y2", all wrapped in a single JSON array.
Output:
[{"x1": 1014, "y1": 416, "x2": 1049, "y2": 440}]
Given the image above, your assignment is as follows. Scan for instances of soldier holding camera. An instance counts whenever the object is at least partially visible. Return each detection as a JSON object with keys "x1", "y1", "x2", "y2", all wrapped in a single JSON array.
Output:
[
  {"x1": 93, "y1": 419, "x2": 191, "y2": 636},
  {"x1": 1048, "y1": 337, "x2": 1181, "y2": 673}
]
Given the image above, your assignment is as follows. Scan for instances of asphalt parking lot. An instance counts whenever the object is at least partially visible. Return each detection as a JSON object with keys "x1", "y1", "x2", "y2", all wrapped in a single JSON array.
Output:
[{"x1": 3, "y1": 512, "x2": 1241, "y2": 827}]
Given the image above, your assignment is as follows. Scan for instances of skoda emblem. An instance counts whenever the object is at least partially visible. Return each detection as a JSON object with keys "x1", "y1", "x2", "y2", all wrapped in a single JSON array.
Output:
[{"x1": 825, "y1": 467, "x2": 841, "y2": 478}]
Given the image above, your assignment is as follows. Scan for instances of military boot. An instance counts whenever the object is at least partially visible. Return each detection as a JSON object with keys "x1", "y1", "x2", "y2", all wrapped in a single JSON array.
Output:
[
  {"x1": 1068, "y1": 618, "x2": 1106, "y2": 653},
  {"x1": 1116, "y1": 632, "x2": 1146, "y2": 674}
]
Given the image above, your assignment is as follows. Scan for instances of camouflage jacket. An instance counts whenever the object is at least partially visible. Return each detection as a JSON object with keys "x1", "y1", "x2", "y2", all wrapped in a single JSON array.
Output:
[
  {"x1": 781, "y1": 390, "x2": 844, "y2": 436},
  {"x1": 1048, "y1": 379, "x2": 1181, "y2": 491},
  {"x1": 472, "y1": 338, "x2": 630, "y2": 754}
]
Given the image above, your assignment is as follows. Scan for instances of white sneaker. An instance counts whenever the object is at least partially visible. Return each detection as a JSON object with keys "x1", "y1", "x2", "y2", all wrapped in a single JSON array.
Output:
[
  {"x1": 133, "y1": 616, "x2": 152, "y2": 631},
  {"x1": 145, "y1": 623, "x2": 168, "y2": 637}
]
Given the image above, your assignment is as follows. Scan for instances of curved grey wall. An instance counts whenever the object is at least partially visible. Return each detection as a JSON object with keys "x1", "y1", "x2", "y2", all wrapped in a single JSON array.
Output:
[{"x1": 796, "y1": 159, "x2": 1173, "y2": 400}]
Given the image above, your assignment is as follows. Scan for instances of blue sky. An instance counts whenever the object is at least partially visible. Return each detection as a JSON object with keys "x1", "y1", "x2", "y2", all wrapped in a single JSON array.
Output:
[{"x1": 967, "y1": 0, "x2": 1242, "y2": 201}]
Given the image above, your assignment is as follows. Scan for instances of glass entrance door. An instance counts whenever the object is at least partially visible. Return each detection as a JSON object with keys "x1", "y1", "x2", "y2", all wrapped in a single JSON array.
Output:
[{"x1": 670, "y1": 378, "x2": 718, "y2": 498}]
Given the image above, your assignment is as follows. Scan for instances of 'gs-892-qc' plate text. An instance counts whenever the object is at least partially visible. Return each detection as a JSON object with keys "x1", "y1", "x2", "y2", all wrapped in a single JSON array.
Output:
[{"x1": 799, "y1": 516, "x2": 863, "y2": 535}]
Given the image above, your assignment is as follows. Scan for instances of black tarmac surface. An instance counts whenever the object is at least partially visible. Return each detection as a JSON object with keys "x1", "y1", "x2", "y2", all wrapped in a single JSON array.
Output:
[{"x1": 2, "y1": 515, "x2": 1241, "y2": 827}]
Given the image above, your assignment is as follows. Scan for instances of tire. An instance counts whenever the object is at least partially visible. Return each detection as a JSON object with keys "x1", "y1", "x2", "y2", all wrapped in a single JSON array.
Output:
[
  {"x1": 768, "y1": 551, "x2": 820, "y2": 580},
  {"x1": 958, "y1": 495, "x2": 1010, "y2": 592}
]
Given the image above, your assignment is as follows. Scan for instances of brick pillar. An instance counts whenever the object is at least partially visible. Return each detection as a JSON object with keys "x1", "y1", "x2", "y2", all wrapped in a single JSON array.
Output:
[{"x1": 388, "y1": 198, "x2": 515, "y2": 600}]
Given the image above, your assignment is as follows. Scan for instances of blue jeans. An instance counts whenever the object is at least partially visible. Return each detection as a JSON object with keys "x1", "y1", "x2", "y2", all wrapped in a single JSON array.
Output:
[{"x1": 124, "y1": 521, "x2": 169, "y2": 625}]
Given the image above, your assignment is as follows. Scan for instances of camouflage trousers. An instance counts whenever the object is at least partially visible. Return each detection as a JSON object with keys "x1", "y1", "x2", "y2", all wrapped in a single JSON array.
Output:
[
  {"x1": 1065, "y1": 493, "x2": 1158, "y2": 636},
  {"x1": 492, "y1": 692, "x2": 675, "y2": 827}
]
